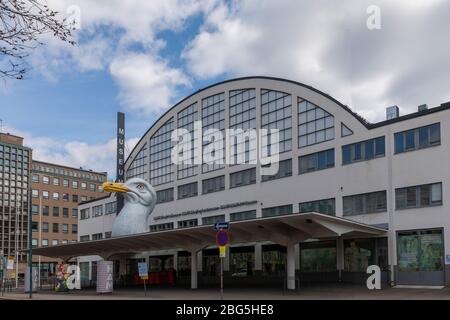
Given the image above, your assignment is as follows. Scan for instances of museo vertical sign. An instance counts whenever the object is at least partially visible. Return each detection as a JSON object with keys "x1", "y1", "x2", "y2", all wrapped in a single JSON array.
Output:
[{"x1": 117, "y1": 112, "x2": 125, "y2": 213}]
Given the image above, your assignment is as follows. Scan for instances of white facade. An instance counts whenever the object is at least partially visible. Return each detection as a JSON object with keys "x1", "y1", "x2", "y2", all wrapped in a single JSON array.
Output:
[{"x1": 79, "y1": 77, "x2": 450, "y2": 287}]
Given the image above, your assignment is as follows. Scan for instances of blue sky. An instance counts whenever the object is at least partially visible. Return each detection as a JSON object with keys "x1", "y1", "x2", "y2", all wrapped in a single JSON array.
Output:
[{"x1": 1, "y1": 0, "x2": 450, "y2": 178}]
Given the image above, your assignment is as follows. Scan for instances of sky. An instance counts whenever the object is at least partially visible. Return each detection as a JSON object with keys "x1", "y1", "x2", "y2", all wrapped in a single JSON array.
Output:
[{"x1": 1, "y1": 0, "x2": 449, "y2": 179}]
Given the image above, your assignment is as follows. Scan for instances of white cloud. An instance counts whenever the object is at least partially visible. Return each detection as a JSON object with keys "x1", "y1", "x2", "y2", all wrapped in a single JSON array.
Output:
[
  {"x1": 26, "y1": 0, "x2": 215, "y2": 112},
  {"x1": 183, "y1": 0, "x2": 450, "y2": 121},
  {"x1": 109, "y1": 53, "x2": 190, "y2": 115},
  {"x1": 5, "y1": 126, "x2": 139, "y2": 179}
]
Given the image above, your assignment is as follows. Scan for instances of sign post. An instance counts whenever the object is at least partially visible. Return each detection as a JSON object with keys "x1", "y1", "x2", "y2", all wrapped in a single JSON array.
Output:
[
  {"x1": 138, "y1": 262, "x2": 149, "y2": 296},
  {"x1": 116, "y1": 112, "x2": 125, "y2": 213},
  {"x1": 215, "y1": 228, "x2": 229, "y2": 300}
]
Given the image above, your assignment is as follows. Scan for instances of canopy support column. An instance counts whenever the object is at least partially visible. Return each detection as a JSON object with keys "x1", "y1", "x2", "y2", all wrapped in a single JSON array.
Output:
[
  {"x1": 287, "y1": 243, "x2": 296, "y2": 290},
  {"x1": 190, "y1": 250, "x2": 199, "y2": 289}
]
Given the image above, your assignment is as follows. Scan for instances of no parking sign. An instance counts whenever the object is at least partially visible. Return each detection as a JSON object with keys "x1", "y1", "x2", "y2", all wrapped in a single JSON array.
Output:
[{"x1": 215, "y1": 230, "x2": 229, "y2": 247}]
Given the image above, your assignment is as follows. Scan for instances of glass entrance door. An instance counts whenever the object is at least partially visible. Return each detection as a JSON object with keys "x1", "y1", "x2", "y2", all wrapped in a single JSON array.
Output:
[{"x1": 397, "y1": 229, "x2": 444, "y2": 286}]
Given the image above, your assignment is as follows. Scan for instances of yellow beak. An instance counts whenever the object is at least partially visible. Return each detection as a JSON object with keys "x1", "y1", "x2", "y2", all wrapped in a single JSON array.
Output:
[{"x1": 102, "y1": 182, "x2": 129, "y2": 193}]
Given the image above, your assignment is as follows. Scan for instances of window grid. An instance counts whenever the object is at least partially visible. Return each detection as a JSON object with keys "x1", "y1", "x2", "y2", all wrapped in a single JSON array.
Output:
[
  {"x1": 396, "y1": 182, "x2": 442, "y2": 210},
  {"x1": 177, "y1": 103, "x2": 198, "y2": 179},
  {"x1": 127, "y1": 143, "x2": 148, "y2": 180},
  {"x1": 394, "y1": 123, "x2": 441, "y2": 154},
  {"x1": 150, "y1": 118, "x2": 175, "y2": 186},
  {"x1": 202, "y1": 93, "x2": 225, "y2": 172},
  {"x1": 343, "y1": 191, "x2": 387, "y2": 216},
  {"x1": 298, "y1": 99, "x2": 335, "y2": 148},
  {"x1": 229, "y1": 89, "x2": 257, "y2": 164},
  {"x1": 261, "y1": 90, "x2": 292, "y2": 154},
  {"x1": 299, "y1": 149, "x2": 335, "y2": 174}
]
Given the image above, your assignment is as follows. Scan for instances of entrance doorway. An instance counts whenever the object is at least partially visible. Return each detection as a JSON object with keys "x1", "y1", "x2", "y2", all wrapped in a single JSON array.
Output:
[{"x1": 397, "y1": 229, "x2": 444, "y2": 286}]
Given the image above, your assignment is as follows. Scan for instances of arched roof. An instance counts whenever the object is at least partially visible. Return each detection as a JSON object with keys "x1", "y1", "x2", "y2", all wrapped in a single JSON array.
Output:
[{"x1": 125, "y1": 76, "x2": 370, "y2": 167}]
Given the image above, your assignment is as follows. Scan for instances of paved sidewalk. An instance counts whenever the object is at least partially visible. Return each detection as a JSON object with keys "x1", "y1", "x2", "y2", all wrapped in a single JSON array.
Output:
[{"x1": 1, "y1": 284, "x2": 450, "y2": 300}]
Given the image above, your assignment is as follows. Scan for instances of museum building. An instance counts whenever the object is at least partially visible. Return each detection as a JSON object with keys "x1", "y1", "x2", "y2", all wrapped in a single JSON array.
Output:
[{"x1": 74, "y1": 77, "x2": 450, "y2": 288}]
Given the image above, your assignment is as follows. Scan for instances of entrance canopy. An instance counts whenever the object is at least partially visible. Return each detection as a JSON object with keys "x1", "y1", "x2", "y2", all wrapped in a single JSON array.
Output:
[{"x1": 29, "y1": 212, "x2": 386, "y2": 260}]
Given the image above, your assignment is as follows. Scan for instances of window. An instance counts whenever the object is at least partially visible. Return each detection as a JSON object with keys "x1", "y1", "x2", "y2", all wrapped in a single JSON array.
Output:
[
  {"x1": 127, "y1": 143, "x2": 148, "y2": 180},
  {"x1": 42, "y1": 191, "x2": 49, "y2": 199},
  {"x1": 32, "y1": 190, "x2": 39, "y2": 198},
  {"x1": 262, "y1": 204, "x2": 293, "y2": 218},
  {"x1": 230, "y1": 168, "x2": 256, "y2": 188},
  {"x1": 43, "y1": 176, "x2": 49, "y2": 184},
  {"x1": 398, "y1": 230, "x2": 443, "y2": 273},
  {"x1": 72, "y1": 208, "x2": 78, "y2": 218},
  {"x1": 52, "y1": 192, "x2": 59, "y2": 200},
  {"x1": 261, "y1": 159, "x2": 292, "y2": 182},
  {"x1": 202, "y1": 92, "x2": 226, "y2": 172},
  {"x1": 32, "y1": 175, "x2": 39, "y2": 183},
  {"x1": 81, "y1": 196, "x2": 87, "y2": 202},
  {"x1": 31, "y1": 222, "x2": 38, "y2": 232},
  {"x1": 72, "y1": 181, "x2": 78, "y2": 189},
  {"x1": 52, "y1": 240, "x2": 59, "y2": 246},
  {"x1": 80, "y1": 208, "x2": 90, "y2": 220},
  {"x1": 52, "y1": 223, "x2": 59, "y2": 233},
  {"x1": 81, "y1": 182, "x2": 87, "y2": 190},
  {"x1": 32, "y1": 239, "x2": 38, "y2": 248},
  {"x1": 342, "y1": 137, "x2": 385, "y2": 165},
  {"x1": 53, "y1": 178, "x2": 59, "y2": 186},
  {"x1": 301, "y1": 241, "x2": 337, "y2": 272},
  {"x1": 42, "y1": 222, "x2": 49, "y2": 233},
  {"x1": 178, "y1": 219, "x2": 198, "y2": 229},
  {"x1": 62, "y1": 224, "x2": 68, "y2": 234},
  {"x1": 202, "y1": 215, "x2": 225, "y2": 225},
  {"x1": 92, "y1": 233, "x2": 103, "y2": 240},
  {"x1": 32, "y1": 204, "x2": 39, "y2": 215},
  {"x1": 92, "y1": 205, "x2": 103, "y2": 217},
  {"x1": 72, "y1": 194, "x2": 78, "y2": 203},
  {"x1": 53, "y1": 207, "x2": 59, "y2": 217},
  {"x1": 298, "y1": 99, "x2": 334, "y2": 148},
  {"x1": 63, "y1": 193, "x2": 69, "y2": 201},
  {"x1": 105, "y1": 232, "x2": 112, "y2": 239},
  {"x1": 343, "y1": 191, "x2": 387, "y2": 216},
  {"x1": 344, "y1": 239, "x2": 386, "y2": 272},
  {"x1": 261, "y1": 90, "x2": 292, "y2": 153},
  {"x1": 299, "y1": 149, "x2": 334, "y2": 174},
  {"x1": 178, "y1": 182, "x2": 198, "y2": 199},
  {"x1": 63, "y1": 179, "x2": 69, "y2": 187},
  {"x1": 230, "y1": 210, "x2": 256, "y2": 222},
  {"x1": 80, "y1": 235, "x2": 90, "y2": 242},
  {"x1": 90, "y1": 183, "x2": 95, "y2": 191},
  {"x1": 396, "y1": 182, "x2": 442, "y2": 209},
  {"x1": 177, "y1": 103, "x2": 198, "y2": 179},
  {"x1": 341, "y1": 123, "x2": 353, "y2": 137},
  {"x1": 72, "y1": 224, "x2": 78, "y2": 234},
  {"x1": 394, "y1": 123, "x2": 441, "y2": 154},
  {"x1": 150, "y1": 223, "x2": 174, "y2": 232},
  {"x1": 105, "y1": 202, "x2": 117, "y2": 215},
  {"x1": 156, "y1": 188, "x2": 174, "y2": 204},
  {"x1": 202, "y1": 175, "x2": 225, "y2": 194},
  {"x1": 229, "y1": 89, "x2": 257, "y2": 166},
  {"x1": 42, "y1": 239, "x2": 49, "y2": 247},
  {"x1": 150, "y1": 118, "x2": 174, "y2": 186},
  {"x1": 299, "y1": 198, "x2": 336, "y2": 215},
  {"x1": 63, "y1": 208, "x2": 69, "y2": 218},
  {"x1": 42, "y1": 206, "x2": 49, "y2": 216}
]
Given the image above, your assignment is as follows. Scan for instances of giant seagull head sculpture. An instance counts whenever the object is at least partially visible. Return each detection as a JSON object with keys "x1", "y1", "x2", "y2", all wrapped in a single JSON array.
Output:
[{"x1": 102, "y1": 178, "x2": 156, "y2": 237}]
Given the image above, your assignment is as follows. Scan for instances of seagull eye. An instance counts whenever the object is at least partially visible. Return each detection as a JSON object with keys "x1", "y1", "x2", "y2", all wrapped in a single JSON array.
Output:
[{"x1": 136, "y1": 184, "x2": 145, "y2": 191}]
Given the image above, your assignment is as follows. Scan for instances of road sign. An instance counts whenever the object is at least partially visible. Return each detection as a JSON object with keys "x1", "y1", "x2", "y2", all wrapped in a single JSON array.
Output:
[
  {"x1": 214, "y1": 222, "x2": 229, "y2": 232},
  {"x1": 138, "y1": 262, "x2": 148, "y2": 280},
  {"x1": 6, "y1": 257, "x2": 14, "y2": 270},
  {"x1": 216, "y1": 230, "x2": 229, "y2": 247},
  {"x1": 219, "y1": 246, "x2": 226, "y2": 258}
]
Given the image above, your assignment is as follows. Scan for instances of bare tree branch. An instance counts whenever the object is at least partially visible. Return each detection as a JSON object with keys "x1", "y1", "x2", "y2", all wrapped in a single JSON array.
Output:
[{"x1": 0, "y1": 0, "x2": 75, "y2": 79}]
